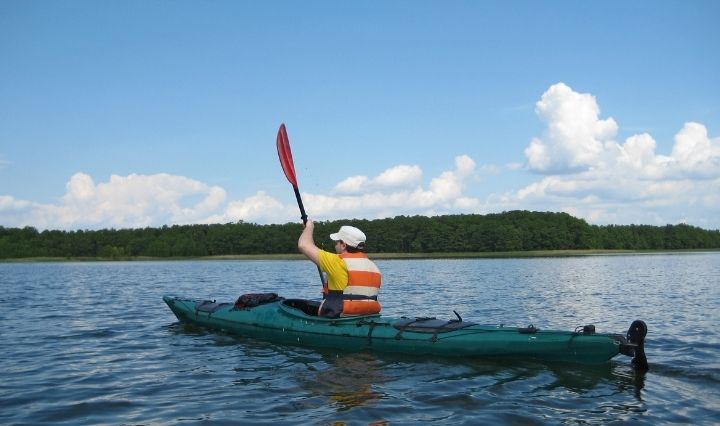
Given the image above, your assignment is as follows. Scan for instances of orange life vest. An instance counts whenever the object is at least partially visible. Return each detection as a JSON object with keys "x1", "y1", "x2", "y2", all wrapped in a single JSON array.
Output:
[{"x1": 339, "y1": 252, "x2": 382, "y2": 315}]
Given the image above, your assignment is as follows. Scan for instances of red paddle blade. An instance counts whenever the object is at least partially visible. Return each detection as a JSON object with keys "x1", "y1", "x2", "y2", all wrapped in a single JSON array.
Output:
[{"x1": 276, "y1": 123, "x2": 298, "y2": 187}]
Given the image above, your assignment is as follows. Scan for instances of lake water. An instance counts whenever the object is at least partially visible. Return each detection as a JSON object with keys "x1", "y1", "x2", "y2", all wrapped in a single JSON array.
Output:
[{"x1": 1, "y1": 253, "x2": 718, "y2": 425}]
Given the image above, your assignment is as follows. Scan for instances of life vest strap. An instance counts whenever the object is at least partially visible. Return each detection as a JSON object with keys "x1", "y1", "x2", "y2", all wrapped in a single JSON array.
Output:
[{"x1": 341, "y1": 294, "x2": 378, "y2": 301}]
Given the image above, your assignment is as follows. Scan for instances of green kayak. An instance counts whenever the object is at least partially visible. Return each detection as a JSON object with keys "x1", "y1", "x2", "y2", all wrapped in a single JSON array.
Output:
[{"x1": 163, "y1": 294, "x2": 648, "y2": 368}]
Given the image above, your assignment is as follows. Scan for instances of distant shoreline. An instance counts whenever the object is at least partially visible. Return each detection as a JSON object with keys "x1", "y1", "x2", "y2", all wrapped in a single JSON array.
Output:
[{"x1": 2, "y1": 249, "x2": 718, "y2": 263}]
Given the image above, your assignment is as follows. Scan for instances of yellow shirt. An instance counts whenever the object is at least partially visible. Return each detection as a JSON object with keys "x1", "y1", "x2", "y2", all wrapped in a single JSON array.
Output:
[{"x1": 318, "y1": 249, "x2": 348, "y2": 292}]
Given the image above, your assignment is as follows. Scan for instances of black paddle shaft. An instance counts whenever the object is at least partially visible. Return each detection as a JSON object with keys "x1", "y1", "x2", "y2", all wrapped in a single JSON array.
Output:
[{"x1": 293, "y1": 186, "x2": 308, "y2": 224}]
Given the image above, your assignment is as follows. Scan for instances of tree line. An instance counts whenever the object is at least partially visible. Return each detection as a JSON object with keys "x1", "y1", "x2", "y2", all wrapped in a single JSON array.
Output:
[{"x1": 1, "y1": 211, "x2": 719, "y2": 259}]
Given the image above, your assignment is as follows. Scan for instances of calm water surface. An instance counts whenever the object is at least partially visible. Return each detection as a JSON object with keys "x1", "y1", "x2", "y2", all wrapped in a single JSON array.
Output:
[{"x1": 1, "y1": 253, "x2": 718, "y2": 425}]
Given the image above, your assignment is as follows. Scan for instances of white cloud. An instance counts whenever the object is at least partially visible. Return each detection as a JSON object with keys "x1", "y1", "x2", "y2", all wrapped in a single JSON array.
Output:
[
  {"x1": 672, "y1": 122, "x2": 720, "y2": 178},
  {"x1": 0, "y1": 155, "x2": 481, "y2": 230},
  {"x1": 2, "y1": 83, "x2": 718, "y2": 231},
  {"x1": 203, "y1": 191, "x2": 286, "y2": 224},
  {"x1": 0, "y1": 173, "x2": 230, "y2": 230},
  {"x1": 375, "y1": 165, "x2": 423, "y2": 188},
  {"x1": 525, "y1": 83, "x2": 618, "y2": 173},
  {"x1": 427, "y1": 155, "x2": 476, "y2": 201},
  {"x1": 0, "y1": 195, "x2": 36, "y2": 227},
  {"x1": 333, "y1": 164, "x2": 422, "y2": 194},
  {"x1": 333, "y1": 176, "x2": 369, "y2": 194},
  {"x1": 512, "y1": 83, "x2": 720, "y2": 227},
  {"x1": 308, "y1": 155, "x2": 479, "y2": 219}
]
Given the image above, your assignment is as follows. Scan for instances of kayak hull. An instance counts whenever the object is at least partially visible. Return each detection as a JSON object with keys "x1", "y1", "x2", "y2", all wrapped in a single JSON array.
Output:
[{"x1": 163, "y1": 295, "x2": 633, "y2": 365}]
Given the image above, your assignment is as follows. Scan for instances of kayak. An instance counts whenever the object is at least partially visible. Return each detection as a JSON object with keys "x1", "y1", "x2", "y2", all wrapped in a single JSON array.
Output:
[{"x1": 163, "y1": 294, "x2": 648, "y2": 368}]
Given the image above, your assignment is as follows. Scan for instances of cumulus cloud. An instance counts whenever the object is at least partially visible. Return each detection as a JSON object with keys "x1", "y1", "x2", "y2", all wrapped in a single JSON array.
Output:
[
  {"x1": 514, "y1": 83, "x2": 720, "y2": 227},
  {"x1": 333, "y1": 164, "x2": 422, "y2": 194},
  {"x1": 0, "y1": 195, "x2": 36, "y2": 226},
  {"x1": 375, "y1": 164, "x2": 423, "y2": 188},
  {"x1": 1, "y1": 173, "x2": 231, "y2": 230},
  {"x1": 3, "y1": 83, "x2": 718, "y2": 231},
  {"x1": 203, "y1": 191, "x2": 286, "y2": 224},
  {"x1": 309, "y1": 155, "x2": 479, "y2": 218},
  {"x1": 0, "y1": 155, "x2": 482, "y2": 230},
  {"x1": 672, "y1": 122, "x2": 720, "y2": 178},
  {"x1": 525, "y1": 83, "x2": 618, "y2": 173},
  {"x1": 333, "y1": 176, "x2": 370, "y2": 194}
]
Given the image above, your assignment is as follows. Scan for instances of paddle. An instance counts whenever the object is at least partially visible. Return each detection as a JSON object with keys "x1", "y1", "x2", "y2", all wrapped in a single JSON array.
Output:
[
  {"x1": 276, "y1": 123, "x2": 308, "y2": 224},
  {"x1": 276, "y1": 123, "x2": 324, "y2": 285}
]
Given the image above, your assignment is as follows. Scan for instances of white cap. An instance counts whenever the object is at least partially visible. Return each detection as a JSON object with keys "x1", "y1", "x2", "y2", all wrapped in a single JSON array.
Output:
[{"x1": 329, "y1": 225, "x2": 366, "y2": 248}]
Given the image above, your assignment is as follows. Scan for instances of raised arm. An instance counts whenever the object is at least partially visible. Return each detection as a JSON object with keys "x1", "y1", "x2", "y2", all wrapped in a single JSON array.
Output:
[{"x1": 298, "y1": 219, "x2": 321, "y2": 265}]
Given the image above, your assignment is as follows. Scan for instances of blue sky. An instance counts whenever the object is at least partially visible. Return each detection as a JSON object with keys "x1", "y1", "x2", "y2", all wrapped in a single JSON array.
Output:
[{"x1": 1, "y1": 1, "x2": 719, "y2": 230}]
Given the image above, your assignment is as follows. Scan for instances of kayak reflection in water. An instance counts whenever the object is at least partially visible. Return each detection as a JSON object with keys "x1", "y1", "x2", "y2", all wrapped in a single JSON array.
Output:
[
  {"x1": 298, "y1": 220, "x2": 383, "y2": 318},
  {"x1": 314, "y1": 353, "x2": 385, "y2": 412}
]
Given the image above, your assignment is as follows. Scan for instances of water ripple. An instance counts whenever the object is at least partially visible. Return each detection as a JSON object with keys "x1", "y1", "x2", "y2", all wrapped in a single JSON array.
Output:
[{"x1": 0, "y1": 255, "x2": 718, "y2": 425}]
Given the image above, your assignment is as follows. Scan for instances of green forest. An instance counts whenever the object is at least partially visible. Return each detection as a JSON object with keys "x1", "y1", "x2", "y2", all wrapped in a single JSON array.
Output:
[{"x1": 1, "y1": 211, "x2": 719, "y2": 259}]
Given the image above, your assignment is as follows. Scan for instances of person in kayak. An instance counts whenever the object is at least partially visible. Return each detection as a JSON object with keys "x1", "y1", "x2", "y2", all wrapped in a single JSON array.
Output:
[{"x1": 298, "y1": 220, "x2": 382, "y2": 318}]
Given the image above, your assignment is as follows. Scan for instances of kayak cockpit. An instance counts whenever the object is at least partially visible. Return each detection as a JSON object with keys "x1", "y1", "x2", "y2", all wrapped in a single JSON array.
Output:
[
  {"x1": 280, "y1": 298, "x2": 382, "y2": 321},
  {"x1": 281, "y1": 299, "x2": 321, "y2": 316}
]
